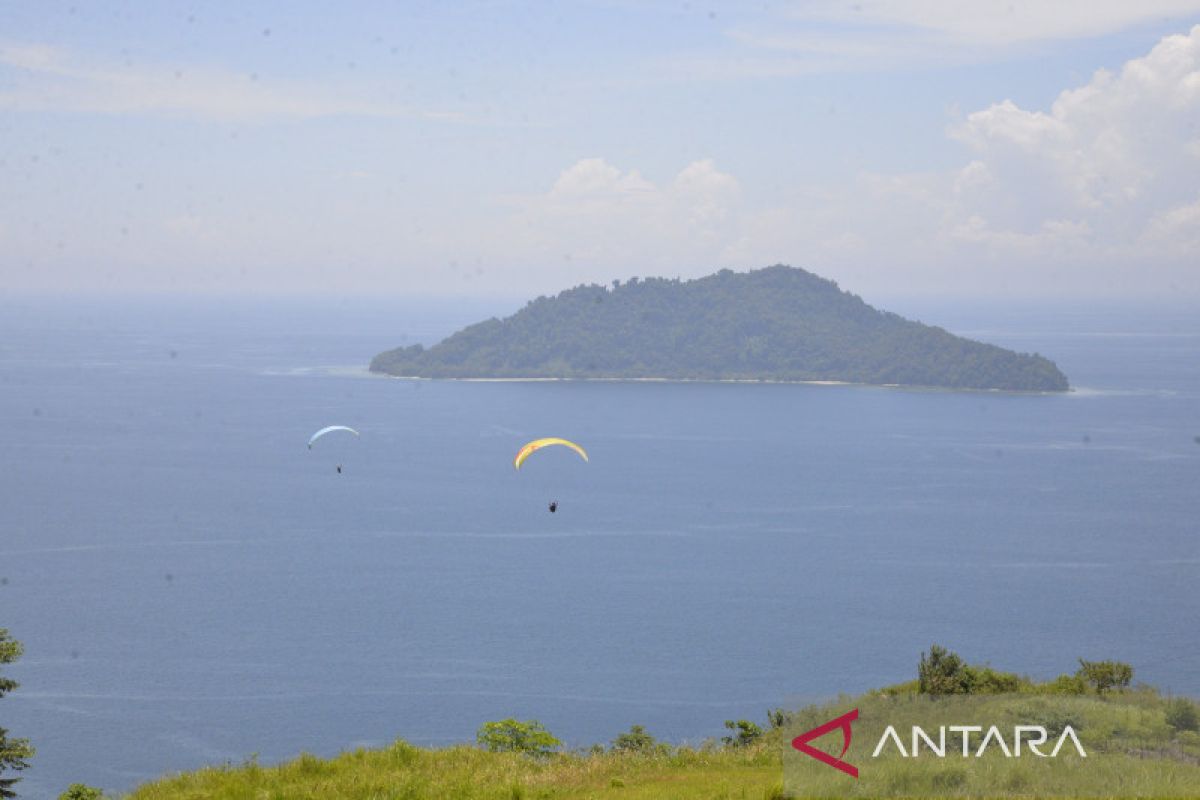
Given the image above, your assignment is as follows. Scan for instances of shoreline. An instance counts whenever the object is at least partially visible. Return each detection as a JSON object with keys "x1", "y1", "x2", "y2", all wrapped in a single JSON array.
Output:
[{"x1": 368, "y1": 371, "x2": 1069, "y2": 395}]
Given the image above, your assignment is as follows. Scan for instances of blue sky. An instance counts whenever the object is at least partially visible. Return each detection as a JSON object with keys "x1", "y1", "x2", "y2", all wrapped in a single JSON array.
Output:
[{"x1": 2, "y1": 1, "x2": 1199, "y2": 300}]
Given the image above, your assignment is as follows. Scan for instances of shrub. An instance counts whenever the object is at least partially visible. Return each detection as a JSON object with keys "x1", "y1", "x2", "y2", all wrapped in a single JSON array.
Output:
[
  {"x1": 1041, "y1": 673, "x2": 1088, "y2": 695},
  {"x1": 1166, "y1": 698, "x2": 1200, "y2": 732},
  {"x1": 476, "y1": 719, "x2": 561, "y2": 756},
  {"x1": 722, "y1": 719, "x2": 763, "y2": 747},
  {"x1": 766, "y1": 709, "x2": 788, "y2": 730},
  {"x1": 964, "y1": 665, "x2": 1027, "y2": 693},
  {"x1": 611, "y1": 725, "x2": 657, "y2": 754},
  {"x1": 918, "y1": 644, "x2": 970, "y2": 696},
  {"x1": 59, "y1": 785, "x2": 104, "y2": 800}
]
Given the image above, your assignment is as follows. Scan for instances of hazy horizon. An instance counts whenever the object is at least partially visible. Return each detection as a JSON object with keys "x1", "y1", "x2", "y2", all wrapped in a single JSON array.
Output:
[{"x1": 5, "y1": 269, "x2": 1200, "y2": 310}]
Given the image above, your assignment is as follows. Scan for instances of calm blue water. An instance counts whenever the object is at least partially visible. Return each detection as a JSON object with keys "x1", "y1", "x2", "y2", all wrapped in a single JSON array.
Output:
[{"x1": 1, "y1": 296, "x2": 1198, "y2": 796}]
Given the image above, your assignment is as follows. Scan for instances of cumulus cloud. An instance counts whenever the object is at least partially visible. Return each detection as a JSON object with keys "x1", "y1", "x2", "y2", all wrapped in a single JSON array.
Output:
[
  {"x1": 6, "y1": 22, "x2": 1198, "y2": 299},
  {"x1": 549, "y1": 159, "x2": 656, "y2": 198},
  {"x1": 498, "y1": 19, "x2": 1199, "y2": 299},
  {"x1": 498, "y1": 158, "x2": 743, "y2": 277},
  {"x1": 1143, "y1": 195, "x2": 1200, "y2": 253},
  {"x1": 942, "y1": 25, "x2": 1200, "y2": 256},
  {"x1": 707, "y1": 25, "x2": 1200, "y2": 296}
]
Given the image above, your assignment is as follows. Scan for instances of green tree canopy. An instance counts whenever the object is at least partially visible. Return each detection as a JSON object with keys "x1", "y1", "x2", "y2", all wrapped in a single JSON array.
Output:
[
  {"x1": 475, "y1": 719, "x2": 561, "y2": 757},
  {"x1": 610, "y1": 725, "x2": 658, "y2": 754},
  {"x1": 371, "y1": 265, "x2": 1069, "y2": 391},
  {"x1": 0, "y1": 629, "x2": 34, "y2": 799},
  {"x1": 918, "y1": 644, "x2": 971, "y2": 696},
  {"x1": 1076, "y1": 659, "x2": 1134, "y2": 694},
  {"x1": 721, "y1": 719, "x2": 763, "y2": 748}
]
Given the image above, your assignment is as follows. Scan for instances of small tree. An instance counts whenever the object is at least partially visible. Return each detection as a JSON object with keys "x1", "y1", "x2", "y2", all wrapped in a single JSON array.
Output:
[
  {"x1": 58, "y1": 785, "x2": 104, "y2": 800},
  {"x1": 722, "y1": 719, "x2": 763, "y2": 747},
  {"x1": 918, "y1": 645, "x2": 970, "y2": 696},
  {"x1": 1075, "y1": 659, "x2": 1133, "y2": 695},
  {"x1": 610, "y1": 725, "x2": 657, "y2": 754},
  {"x1": 1, "y1": 629, "x2": 34, "y2": 799},
  {"x1": 476, "y1": 719, "x2": 560, "y2": 757}
]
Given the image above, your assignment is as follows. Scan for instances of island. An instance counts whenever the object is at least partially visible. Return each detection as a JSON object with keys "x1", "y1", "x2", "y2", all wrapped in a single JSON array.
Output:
[{"x1": 370, "y1": 265, "x2": 1069, "y2": 392}]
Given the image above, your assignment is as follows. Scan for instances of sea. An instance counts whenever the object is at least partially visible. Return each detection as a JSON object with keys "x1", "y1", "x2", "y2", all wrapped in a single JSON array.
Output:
[{"x1": 1, "y1": 295, "x2": 1197, "y2": 796}]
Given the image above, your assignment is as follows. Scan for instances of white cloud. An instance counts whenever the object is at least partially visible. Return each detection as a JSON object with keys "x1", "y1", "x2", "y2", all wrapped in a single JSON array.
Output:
[
  {"x1": 491, "y1": 19, "x2": 1199, "y2": 299},
  {"x1": 0, "y1": 41, "x2": 66, "y2": 71},
  {"x1": 780, "y1": 0, "x2": 1200, "y2": 46},
  {"x1": 699, "y1": 1, "x2": 1200, "y2": 77},
  {"x1": 630, "y1": 25, "x2": 1200, "y2": 297},
  {"x1": 492, "y1": 158, "x2": 743, "y2": 278},
  {"x1": 945, "y1": 25, "x2": 1200, "y2": 237},
  {"x1": 948, "y1": 215, "x2": 1093, "y2": 255},
  {"x1": 550, "y1": 158, "x2": 655, "y2": 197},
  {"x1": 1143, "y1": 195, "x2": 1200, "y2": 253},
  {"x1": 0, "y1": 40, "x2": 446, "y2": 120},
  {"x1": 5, "y1": 22, "x2": 1199, "y2": 299}
]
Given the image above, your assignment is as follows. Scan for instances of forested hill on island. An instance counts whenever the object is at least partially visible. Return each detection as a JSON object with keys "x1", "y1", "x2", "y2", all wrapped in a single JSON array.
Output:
[{"x1": 370, "y1": 266, "x2": 1069, "y2": 392}]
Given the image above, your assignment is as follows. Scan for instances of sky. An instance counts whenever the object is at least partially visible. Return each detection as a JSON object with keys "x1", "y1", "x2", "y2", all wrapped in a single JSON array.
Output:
[{"x1": 2, "y1": 1, "x2": 1199, "y2": 302}]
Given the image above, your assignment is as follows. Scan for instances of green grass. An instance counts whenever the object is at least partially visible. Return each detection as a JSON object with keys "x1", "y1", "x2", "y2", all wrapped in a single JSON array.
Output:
[
  {"x1": 126, "y1": 741, "x2": 782, "y2": 800},
  {"x1": 782, "y1": 690, "x2": 1200, "y2": 798},
  {"x1": 122, "y1": 682, "x2": 1200, "y2": 799}
]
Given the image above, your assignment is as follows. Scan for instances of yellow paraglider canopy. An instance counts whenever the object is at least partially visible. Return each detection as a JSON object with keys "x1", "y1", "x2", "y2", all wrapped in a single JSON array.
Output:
[{"x1": 513, "y1": 438, "x2": 589, "y2": 470}]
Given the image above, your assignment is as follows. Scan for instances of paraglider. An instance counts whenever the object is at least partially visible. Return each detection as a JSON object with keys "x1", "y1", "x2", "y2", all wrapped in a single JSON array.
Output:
[
  {"x1": 309, "y1": 426, "x2": 359, "y2": 474},
  {"x1": 513, "y1": 438, "x2": 587, "y2": 513},
  {"x1": 307, "y1": 425, "x2": 360, "y2": 449},
  {"x1": 512, "y1": 438, "x2": 588, "y2": 470}
]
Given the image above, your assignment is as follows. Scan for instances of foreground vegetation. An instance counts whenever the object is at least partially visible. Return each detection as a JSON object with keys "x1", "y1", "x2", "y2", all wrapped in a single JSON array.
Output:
[
  {"x1": 784, "y1": 690, "x2": 1200, "y2": 798},
  {"x1": 0, "y1": 630, "x2": 33, "y2": 800},
  {"x1": 122, "y1": 647, "x2": 1199, "y2": 800},
  {"x1": 128, "y1": 741, "x2": 781, "y2": 800},
  {"x1": 370, "y1": 265, "x2": 1070, "y2": 391}
]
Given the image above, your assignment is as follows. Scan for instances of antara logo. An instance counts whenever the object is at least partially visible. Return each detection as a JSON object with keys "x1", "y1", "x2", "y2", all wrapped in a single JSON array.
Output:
[
  {"x1": 791, "y1": 708, "x2": 860, "y2": 778},
  {"x1": 791, "y1": 708, "x2": 1087, "y2": 778}
]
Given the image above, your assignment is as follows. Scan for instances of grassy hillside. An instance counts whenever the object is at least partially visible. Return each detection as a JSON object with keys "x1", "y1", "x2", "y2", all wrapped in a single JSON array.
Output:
[
  {"x1": 123, "y1": 653, "x2": 1200, "y2": 800},
  {"x1": 370, "y1": 266, "x2": 1070, "y2": 391},
  {"x1": 123, "y1": 691, "x2": 1200, "y2": 800},
  {"x1": 784, "y1": 690, "x2": 1200, "y2": 799},
  {"x1": 127, "y1": 743, "x2": 782, "y2": 800}
]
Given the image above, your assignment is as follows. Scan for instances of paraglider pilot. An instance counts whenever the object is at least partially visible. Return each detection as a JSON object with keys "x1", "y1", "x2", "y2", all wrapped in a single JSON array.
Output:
[{"x1": 548, "y1": 501, "x2": 558, "y2": 513}]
